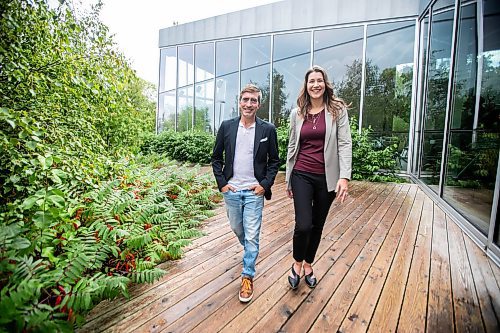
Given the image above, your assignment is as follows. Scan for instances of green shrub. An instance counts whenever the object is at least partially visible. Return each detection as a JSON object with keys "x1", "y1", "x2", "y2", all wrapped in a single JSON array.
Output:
[
  {"x1": 141, "y1": 130, "x2": 215, "y2": 164},
  {"x1": 276, "y1": 120, "x2": 290, "y2": 171},
  {"x1": 350, "y1": 117, "x2": 403, "y2": 182},
  {"x1": 0, "y1": 154, "x2": 219, "y2": 331}
]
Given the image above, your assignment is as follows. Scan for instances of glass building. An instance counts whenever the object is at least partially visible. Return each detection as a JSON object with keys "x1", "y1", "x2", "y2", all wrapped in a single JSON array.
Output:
[{"x1": 157, "y1": 0, "x2": 500, "y2": 262}]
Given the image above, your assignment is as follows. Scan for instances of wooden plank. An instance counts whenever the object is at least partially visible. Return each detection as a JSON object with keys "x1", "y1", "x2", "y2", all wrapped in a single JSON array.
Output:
[
  {"x1": 134, "y1": 220, "x2": 295, "y2": 333},
  {"x1": 184, "y1": 182, "x2": 385, "y2": 333},
  {"x1": 81, "y1": 180, "x2": 500, "y2": 333},
  {"x1": 243, "y1": 184, "x2": 396, "y2": 333},
  {"x1": 447, "y1": 217, "x2": 485, "y2": 333},
  {"x1": 426, "y1": 204, "x2": 454, "y2": 333},
  {"x1": 367, "y1": 188, "x2": 425, "y2": 332},
  {"x1": 81, "y1": 195, "x2": 295, "y2": 332},
  {"x1": 107, "y1": 204, "x2": 297, "y2": 333},
  {"x1": 397, "y1": 195, "x2": 433, "y2": 333},
  {"x1": 463, "y1": 234, "x2": 500, "y2": 333},
  {"x1": 336, "y1": 185, "x2": 417, "y2": 333},
  {"x1": 297, "y1": 184, "x2": 409, "y2": 333},
  {"x1": 490, "y1": 258, "x2": 500, "y2": 287},
  {"x1": 86, "y1": 184, "x2": 291, "y2": 322}
]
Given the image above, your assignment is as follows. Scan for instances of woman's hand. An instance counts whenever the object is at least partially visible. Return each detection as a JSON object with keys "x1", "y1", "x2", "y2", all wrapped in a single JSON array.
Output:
[
  {"x1": 286, "y1": 189, "x2": 293, "y2": 199},
  {"x1": 335, "y1": 178, "x2": 349, "y2": 203}
]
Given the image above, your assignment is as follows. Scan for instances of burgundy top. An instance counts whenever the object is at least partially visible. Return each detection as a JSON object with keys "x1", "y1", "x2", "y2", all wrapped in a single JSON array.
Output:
[{"x1": 293, "y1": 109, "x2": 326, "y2": 175}]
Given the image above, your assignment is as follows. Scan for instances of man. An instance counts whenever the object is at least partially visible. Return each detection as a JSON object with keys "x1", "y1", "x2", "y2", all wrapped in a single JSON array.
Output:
[{"x1": 211, "y1": 84, "x2": 280, "y2": 303}]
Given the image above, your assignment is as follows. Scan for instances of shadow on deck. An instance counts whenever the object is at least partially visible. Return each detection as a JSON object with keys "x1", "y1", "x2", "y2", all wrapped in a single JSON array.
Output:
[{"x1": 79, "y1": 176, "x2": 500, "y2": 333}]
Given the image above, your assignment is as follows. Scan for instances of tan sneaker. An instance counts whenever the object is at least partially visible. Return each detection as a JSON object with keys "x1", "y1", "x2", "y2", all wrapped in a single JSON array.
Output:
[{"x1": 239, "y1": 276, "x2": 253, "y2": 303}]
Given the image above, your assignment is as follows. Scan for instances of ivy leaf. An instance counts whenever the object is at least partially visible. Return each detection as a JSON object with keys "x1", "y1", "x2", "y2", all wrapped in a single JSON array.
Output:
[
  {"x1": 6, "y1": 119, "x2": 16, "y2": 129},
  {"x1": 33, "y1": 211, "x2": 55, "y2": 229},
  {"x1": 51, "y1": 169, "x2": 67, "y2": 180},
  {"x1": 22, "y1": 196, "x2": 38, "y2": 210},
  {"x1": 47, "y1": 194, "x2": 65, "y2": 208},
  {"x1": 26, "y1": 141, "x2": 38, "y2": 150}
]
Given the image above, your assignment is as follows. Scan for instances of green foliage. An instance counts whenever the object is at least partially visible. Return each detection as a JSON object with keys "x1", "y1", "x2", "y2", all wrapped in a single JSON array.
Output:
[
  {"x1": 0, "y1": 154, "x2": 219, "y2": 332},
  {"x1": 446, "y1": 132, "x2": 499, "y2": 188},
  {"x1": 276, "y1": 119, "x2": 290, "y2": 171},
  {"x1": 141, "y1": 130, "x2": 215, "y2": 164},
  {"x1": 350, "y1": 117, "x2": 403, "y2": 182},
  {"x1": 0, "y1": 1, "x2": 220, "y2": 332}
]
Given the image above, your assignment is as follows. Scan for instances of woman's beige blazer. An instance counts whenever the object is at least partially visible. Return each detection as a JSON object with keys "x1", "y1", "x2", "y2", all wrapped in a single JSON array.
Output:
[{"x1": 285, "y1": 107, "x2": 352, "y2": 192}]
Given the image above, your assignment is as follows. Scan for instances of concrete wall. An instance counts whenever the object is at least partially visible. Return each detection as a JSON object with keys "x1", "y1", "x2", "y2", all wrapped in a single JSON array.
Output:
[{"x1": 159, "y1": 0, "x2": 419, "y2": 48}]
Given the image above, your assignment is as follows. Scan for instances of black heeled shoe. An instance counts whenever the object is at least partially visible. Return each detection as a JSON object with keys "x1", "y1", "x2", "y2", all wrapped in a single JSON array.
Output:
[
  {"x1": 304, "y1": 270, "x2": 317, "y2": 288},
  {"x1": 287, "y1": 264, "x2": 300, "y2": 289}
]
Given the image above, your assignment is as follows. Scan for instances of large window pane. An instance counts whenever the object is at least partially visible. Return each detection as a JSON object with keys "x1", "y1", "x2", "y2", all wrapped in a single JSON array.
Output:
[
  {"x1": 194, "y1": 43, "x2": 215, "y2": 133},
  {"x1": 178, "y1": 45, "x2": 194, "y2": 88},
  {"x1": 158, "y1": 90, "x2": 176, "y2": 132},
  {"x1": 272, "y1": 32, "x2": 311, "y2": 125},
  {"x1": 241, "y1": 36, "x2": 271, "y2": 121},
  {"x1": 482, "y1": 0, "x2": 500, "y2": 244},
  {"x1": 443, "y1": 4, "x2": 488, "y2": 231},
  {"x1": 419, "y1": 5, "x2": 454, "y2": 189},
  {"x1": 364, "y1": 20, "x2": 415, "y2": 170},
  {"x1": 195, "y1": 43, "x2": 214, "y2": 83},
  {"x1": 314, "y1": 26, "x2": 364, "y2": 121},
  {"x1": 195, "y1": 80, "x2": 214, "y2": 133},
  {"x1": 216, "y1": 39, "x2": 239, "y2": 77},
  {"x1": 177, "y1": 85, "x2": 194, "y2": 132},
  {"x1": 159, "y1": 47, "x2": 176, "y2": 92},
  {"x1": 215, "y1": 73, "x2": 239, "y2": 133}
]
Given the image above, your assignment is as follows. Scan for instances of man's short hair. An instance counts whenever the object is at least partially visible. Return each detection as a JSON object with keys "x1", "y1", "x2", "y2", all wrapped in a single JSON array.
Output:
[{"x1": 239, "y1": 84, "x2": 262, "y2": 103}]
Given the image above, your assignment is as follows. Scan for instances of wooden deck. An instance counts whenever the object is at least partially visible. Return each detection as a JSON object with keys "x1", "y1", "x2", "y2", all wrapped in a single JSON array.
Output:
[{"x1": 80, "y1": 176, "x2": 500, "y2": 333}]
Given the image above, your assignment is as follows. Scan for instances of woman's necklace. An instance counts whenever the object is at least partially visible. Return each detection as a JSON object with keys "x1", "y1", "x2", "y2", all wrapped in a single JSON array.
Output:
[{"x1": 307, "y1": 110, "x2": 322, "y2": 130}]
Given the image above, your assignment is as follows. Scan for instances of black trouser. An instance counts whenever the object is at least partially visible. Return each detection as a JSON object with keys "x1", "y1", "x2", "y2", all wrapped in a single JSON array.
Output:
[{"x1": 290, "y1": 170, "x2": 336, "y2": 264}]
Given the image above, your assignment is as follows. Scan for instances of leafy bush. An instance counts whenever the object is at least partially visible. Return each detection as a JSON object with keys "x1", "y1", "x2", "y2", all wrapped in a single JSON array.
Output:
[
  {"x1": 141, "y1": 130, "x2": 215, "y2": 164},
  {"x1": 0, "y1": 1, "x2": 218, "y2": 332},
  {"x1": 0, "y1": 154, "x2": 219, "y2": 331},
  {"x1": 276, "y1": 120, "x2": 290, "y2": 171},
  {"x1": 350, "y1": 117, "x2": 403, "y2": 182}
]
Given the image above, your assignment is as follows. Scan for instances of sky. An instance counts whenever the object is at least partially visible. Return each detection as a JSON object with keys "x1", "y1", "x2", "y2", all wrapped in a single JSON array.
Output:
[{"x1": 98, "y1": 0, "x2": 283, "y2": 85}]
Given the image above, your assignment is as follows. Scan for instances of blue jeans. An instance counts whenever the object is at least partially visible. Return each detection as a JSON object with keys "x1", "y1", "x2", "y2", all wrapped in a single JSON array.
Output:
[{"x1": 223, "y1": 189, "x2": 264, "y2": 278}]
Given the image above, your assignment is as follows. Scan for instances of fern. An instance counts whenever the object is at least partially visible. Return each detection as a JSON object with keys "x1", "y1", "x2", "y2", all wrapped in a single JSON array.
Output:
[{"x1": 128, "y1": 268, "x2": 165, "y2": 284}]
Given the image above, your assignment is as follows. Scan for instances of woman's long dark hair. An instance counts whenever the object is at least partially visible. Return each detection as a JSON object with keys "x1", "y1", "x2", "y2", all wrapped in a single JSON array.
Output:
[{"x1": 296, "y1": 65, "x2": 348, "y2": 120}]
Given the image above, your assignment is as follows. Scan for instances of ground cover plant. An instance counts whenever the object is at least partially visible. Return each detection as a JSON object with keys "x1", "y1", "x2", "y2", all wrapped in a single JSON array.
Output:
[{"x1": 0, "y1": 1, "x2": 220, "y2": 331}]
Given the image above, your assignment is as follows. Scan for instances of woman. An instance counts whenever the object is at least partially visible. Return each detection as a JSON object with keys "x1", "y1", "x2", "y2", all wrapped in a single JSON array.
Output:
[{"x1": 285, "y1": 65, "x2": 352, "y2": 289}]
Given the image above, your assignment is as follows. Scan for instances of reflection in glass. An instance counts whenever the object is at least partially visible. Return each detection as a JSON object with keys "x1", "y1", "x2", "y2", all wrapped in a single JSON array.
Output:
[
  {"x1": 177, "y1": 85, "x2": 194, "y2": 132},
  {"x1": 444, "y1": 4, "x2": 486, "y2": 229},
  {"x1": 364, "y1": 21, "x2": 415, "y2": 169},
  {"x1": 194, "y1": 43, "x2": 215, "y2": 133},
  {"x1": 482, "y1": 0, "x2": 500, "y2": 243},
  {"x1": 241, "y1": 36, "x2": 271, "y2": 120},
  {"x1": 195, "y1": 43, "x2": 214, "y2": 83},
  {"x1": 314, "y1": 26, "x2": 364, "y2": 121},
  {"x1": 215, "y1": 73, "x2": 239, "y2": 133},
  {"x1": 178, "y1": 45, "x2": 194, "y2": 87},
  {"x1": 419, "y1": 6, "x2": 454, "y2": 188},
  {"x1": 413, "y1": 15, "x2": 430, "y2": 175},
  {"x1": 159, "y1": 47, "x2": 176, "y2": 92},
  {"x1": 216, "y1": 39, "x2": 239, "y2": 77},
  {"x1": 158, "y1": 90, "x2": 176, "y2": 132},
  {"x1": 195, "y1": 80, "x2": 215, "y2": 133},
  {"x1": 272, "y1": 32, "x2": 311, "y2": 125}
]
